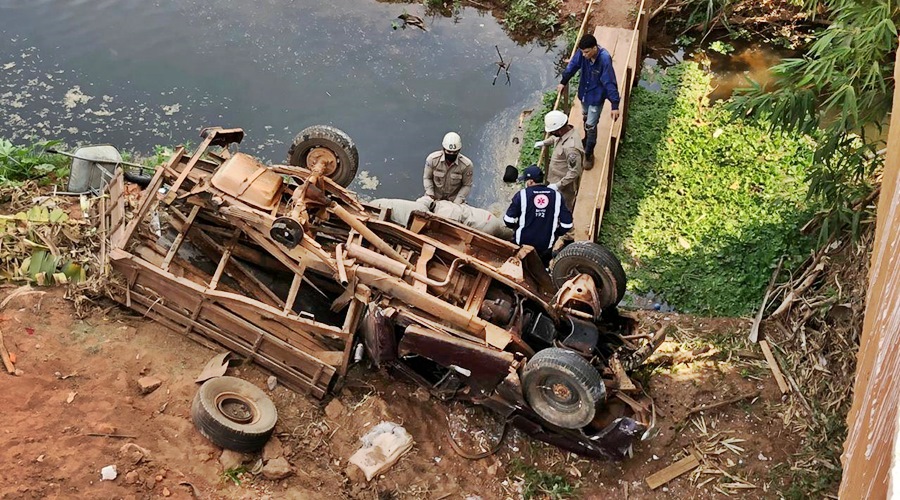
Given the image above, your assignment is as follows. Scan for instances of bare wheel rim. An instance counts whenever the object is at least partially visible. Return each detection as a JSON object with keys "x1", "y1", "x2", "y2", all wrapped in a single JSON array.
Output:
[{"x1": 216, "y1": 392, "x2": 258, "y2": 424}]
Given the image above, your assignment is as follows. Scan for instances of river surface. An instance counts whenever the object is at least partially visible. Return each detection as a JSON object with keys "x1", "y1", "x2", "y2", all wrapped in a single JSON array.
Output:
[{"x1": 0, "y1": 0, "x2": 559, "y2": 205}]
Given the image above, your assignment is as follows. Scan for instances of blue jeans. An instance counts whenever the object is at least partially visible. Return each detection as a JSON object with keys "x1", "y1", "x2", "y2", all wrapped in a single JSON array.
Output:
[{"x1": 582, "y1": 104, "x2": 601, "y2": 155}]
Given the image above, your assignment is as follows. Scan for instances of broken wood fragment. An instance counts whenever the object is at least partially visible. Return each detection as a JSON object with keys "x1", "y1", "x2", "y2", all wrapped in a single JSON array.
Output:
[
  {"x1": 86, "y1": 433, "x2": 139, "y2": 439},
  {"x1": 749, "y1": 257, "x2": 783, "y2": 343},
  {"x1": 684, "y1": 391, "x2": 760, "y2": 419},
  {"x1": 759, "y1": 340, "x2": 789, "y2": 394},
  {"x1": 646, "y1": 453, "x2": 701, "y2": 490},
  {"x1": 0, "y1": 329, "x2": 15, "y2": 374}
]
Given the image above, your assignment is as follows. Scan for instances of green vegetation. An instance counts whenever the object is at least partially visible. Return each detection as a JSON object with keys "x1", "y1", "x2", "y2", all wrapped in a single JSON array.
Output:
[
  {"x1": 221, "y1": 466, "x2": 247, "y2": 486},
  {"x1": 675, "y1": 0, "x2": 896, "y2": 242},
  {"x1": 509, "y1": 459, "x2": 576, "y2": 499},
  {"x1": 501, "y1": 0, "x2": 562, "y2": 37},
  {"x1": 0, "y1": 139, "x2": 68, "y2": 185},
  {"x1": 424, "y1": 0, "x2": 562, "y2": 38},
  {"x1": 600, "y1": 62, "x2": 819, "y2": 316}
]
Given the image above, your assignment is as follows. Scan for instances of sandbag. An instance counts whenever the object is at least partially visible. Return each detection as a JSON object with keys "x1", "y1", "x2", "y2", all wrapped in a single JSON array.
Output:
[
  {"x1": 369, "y1": 198, "x2": 430, "y2": 227},
  {"x1": 433, "y1": 201, "x2": 513, "y2": 240},
  {"x1": 370, "y1": 198, "x2": 513, "y2": 240}
]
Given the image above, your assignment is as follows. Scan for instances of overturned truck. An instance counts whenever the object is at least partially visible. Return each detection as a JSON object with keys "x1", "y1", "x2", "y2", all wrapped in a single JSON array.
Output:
[{"x1": 101, "y1": 125, "x2": 663, "y2": 460}]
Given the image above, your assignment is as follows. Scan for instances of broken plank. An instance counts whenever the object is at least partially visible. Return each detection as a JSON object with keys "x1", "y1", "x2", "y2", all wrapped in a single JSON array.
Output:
[
  {"x1": 684, "y1": 391, "x2": 760, "y2": 420},
  {"x1": 0, "y1": 329, "x2": 14, "y2": 374},
  {"x1": 749, "y1": 257, "x2": 783, "y2": 343},
  {"x1": 646, "y1": 454, "x2": 701, "y2": 490},
  {"x1": 759, "y1": 340, "x2": 790, "y2": 394}
]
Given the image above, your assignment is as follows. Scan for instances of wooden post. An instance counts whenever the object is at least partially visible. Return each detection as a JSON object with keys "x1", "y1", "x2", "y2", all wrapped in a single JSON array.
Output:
[{"x1": 840, "y1": 44, "x2": 900, "y2": 499}]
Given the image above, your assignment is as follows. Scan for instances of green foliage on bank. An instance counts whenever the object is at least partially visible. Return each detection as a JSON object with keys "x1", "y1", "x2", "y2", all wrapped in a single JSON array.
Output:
[
  {"x1": 0, "y1": 139, "x2": 69, "y2": 185},
  {"x1": 599, "y1": 62, "x2": 819, "y2": 316}
]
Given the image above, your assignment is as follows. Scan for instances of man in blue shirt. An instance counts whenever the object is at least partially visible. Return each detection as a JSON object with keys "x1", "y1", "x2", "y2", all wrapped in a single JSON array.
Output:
[
  {"x1": 504, "y1": 165, "x2": 573, "y2": 266},
  {"x1": 557, "y1": 34, "x2": 621, "y2": 165}
]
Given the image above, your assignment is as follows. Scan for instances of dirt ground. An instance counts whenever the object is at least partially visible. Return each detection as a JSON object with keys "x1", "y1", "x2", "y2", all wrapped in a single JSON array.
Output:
[
  {"x1": 562, "y1": 0, "x2": 641, "y2": 30},
  {"x1": 0, "y1": 287, "x2": 800, "y2": 500}
]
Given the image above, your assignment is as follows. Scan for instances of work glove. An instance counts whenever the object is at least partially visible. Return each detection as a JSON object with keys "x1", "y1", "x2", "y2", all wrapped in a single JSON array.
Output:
[
  {"x1": 533, "y1": 140, "x2": 545, "y2": 149},
  {"x1": 416, "y1": 195, "x2": 436, "y2": 211},
  {"x1": 548, "y1": 183, "x2": 558, "y2": 191}
]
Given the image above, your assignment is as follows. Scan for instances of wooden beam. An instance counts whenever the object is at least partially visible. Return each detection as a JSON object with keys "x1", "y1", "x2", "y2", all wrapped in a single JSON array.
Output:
[
  {"x1": 162, "y1": 205, "x2": 200, "y2": 272},
  {"x1": 209, "y1": 228, "x2": 242, "y2": 290}
]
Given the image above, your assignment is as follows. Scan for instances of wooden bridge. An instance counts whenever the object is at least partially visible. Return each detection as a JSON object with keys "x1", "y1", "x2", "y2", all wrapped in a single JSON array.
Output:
[{"x1": 557, "y1": 6, "x2": 648, "y2": 241}]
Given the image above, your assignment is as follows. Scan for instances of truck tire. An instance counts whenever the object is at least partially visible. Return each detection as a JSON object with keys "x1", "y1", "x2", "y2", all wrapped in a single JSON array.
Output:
[
  {"x1": 522, "y1": 348, "x2": 606, "y2": 429},
  {"x1": 551, "y1": 242, "x2": 626, "y2": 309},
  {"x1": 287, "y1": 125, "x2": 359, "y2": 187},
  {"x1": 191, "y1": 376, "x2": 277, "y2": 452}
]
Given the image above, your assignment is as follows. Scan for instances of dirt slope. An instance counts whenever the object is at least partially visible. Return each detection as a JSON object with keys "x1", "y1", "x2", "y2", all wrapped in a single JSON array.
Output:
[{"x1": 0, "y1": 287, "x2": 800, "y2": 499}]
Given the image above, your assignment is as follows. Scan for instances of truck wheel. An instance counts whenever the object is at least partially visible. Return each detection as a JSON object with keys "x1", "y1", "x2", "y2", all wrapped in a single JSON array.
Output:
[
  {"x1": 287, "y1": 125, "x2": 359, "y2": 187},
  {"x1": 522, "y1": 348, "x2": 605, "y2": 429},
  {"x1": 551, "y1": 242, "x2": 626, "y2": 309},
  {"x1": 191, "y1": 376, "x2": 278, "y2": 452}
]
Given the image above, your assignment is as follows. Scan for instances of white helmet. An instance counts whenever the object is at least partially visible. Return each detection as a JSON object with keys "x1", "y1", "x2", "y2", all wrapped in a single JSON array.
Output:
[
  {"x1": 544, "y1": 110, "x2": 569, "y2": 133},
  {"x1": 442, "y1": 132, "x2": 462, "y2": 152}
]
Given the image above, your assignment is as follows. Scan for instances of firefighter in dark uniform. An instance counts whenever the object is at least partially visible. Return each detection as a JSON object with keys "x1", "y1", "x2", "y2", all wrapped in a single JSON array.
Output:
[{"x1": 503, "y1": 165, "x2": 573, "y2": 266}]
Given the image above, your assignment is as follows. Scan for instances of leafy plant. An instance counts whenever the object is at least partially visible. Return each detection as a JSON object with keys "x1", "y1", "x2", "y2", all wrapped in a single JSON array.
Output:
[
  {"x1": 221, "y1": 466, "x2": 247, "y2": 486},
  {"x1": 509, "y1": 459, "x2": 576, "y2": 499},
  {"x1": 0, "y1": 139, "x2": 68, "y2": 185},
  {"x1": 708, "y1": 40, "x2": 734, "y2": 54},
  {"x1": 727, "y1": 0, "x2": 897, "y2": 241},
  {"x1": 500, "y1": 0, "x2": 562, "y2": 37}
]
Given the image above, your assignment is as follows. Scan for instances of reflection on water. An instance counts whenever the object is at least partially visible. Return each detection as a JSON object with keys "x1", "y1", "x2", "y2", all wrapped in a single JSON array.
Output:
[
  {"x1": 641, "y1": 41, "x2": 793, "y2": 101},
  {"x1": 0, "y1": 0, "x2": 559, "y2": 206}
]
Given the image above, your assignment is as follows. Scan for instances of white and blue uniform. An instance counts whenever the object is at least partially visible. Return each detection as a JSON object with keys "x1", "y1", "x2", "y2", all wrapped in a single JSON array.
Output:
[{"x1": 503, "y1": 185, "x2": 573, "y2": 262}]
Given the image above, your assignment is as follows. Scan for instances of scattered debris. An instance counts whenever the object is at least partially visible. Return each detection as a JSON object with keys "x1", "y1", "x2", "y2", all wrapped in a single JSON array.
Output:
[
  {"x1": 266, "y1": 375, "x2": 277, "y2": 391},
  {"x1": 683, "y1": 391, "x2": 760, "y2": 421},
  {"x1": 645, "y1": 452, "x2": 701, "y2": 490},
  {"x1": 219, "y1": 449, "x2": 246, "y2": 471},
  {"x1": 0, "y1": 329, "x2": 15, "y2": 374},
  {"x1": 87, "y1": 433, "x2": 138, "y2": 439},
  {"x1": 100, "y1": 465, "x2": 118, "y2": 481},
  {"x1": 348, "y1": 422, "x2": 414, "y2": 481},
  {"x1": 261, "y1": 457, "x2": 292, "y2": 480},
  {"x1": 65, "y1": 391, "x2": 76, "y2": 404},
  {"x1": 125, "y1": 470, "x2": 141, "y2": 485},
  {"x1": 118, "y1": 443, "x2": 151, "y2": 464},
  {"x1": 325, "y1": 399, "x2": 345, "y2": 420},
  {"x1": 759, "y1": 340, "x2": 789, "y2": 394},
  {"x1": 195, "y1": 352, "x2": 231, "y2": 383},
  {"x1": 262, "y1": 436, "x2": 284, "y2": 462},
  {"x1": 137, "y1": 376, "x2": 162, "y2": 394}
]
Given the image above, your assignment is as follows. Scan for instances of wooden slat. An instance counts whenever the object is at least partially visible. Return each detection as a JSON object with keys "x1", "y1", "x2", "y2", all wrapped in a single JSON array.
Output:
[
  {"x1": 646, "y1": 454, "x2": 701, "y2": 490},
  {"x1": 209, "y1": 228, "x2": 242, "y2": 290},
  {"x1": 118, "y1": 147, "x2": 184, "y2": 248},
  {"x1": 162, "y1": 205, "x2": 200, "y2": 272}
]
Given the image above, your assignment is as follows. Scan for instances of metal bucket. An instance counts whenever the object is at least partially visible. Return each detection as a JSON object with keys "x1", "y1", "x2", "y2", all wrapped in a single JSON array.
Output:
[{"x1": 66, "y1": 145, "x2": 122, "y2": 193}]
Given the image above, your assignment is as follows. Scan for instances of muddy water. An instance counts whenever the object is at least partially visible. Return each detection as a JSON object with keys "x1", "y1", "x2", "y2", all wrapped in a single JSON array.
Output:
[
  {"x1": 0, "y1": 0, "x2": 558, "y2": 206},
  {"x1": 642, "y1": 42, "x2": 792, "y2": 101}
]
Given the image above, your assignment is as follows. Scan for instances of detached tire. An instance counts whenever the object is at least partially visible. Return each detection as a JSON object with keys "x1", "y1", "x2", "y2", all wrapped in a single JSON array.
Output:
[
  {"x1": 287, "y1": 125, "x2": 359, "y2": 187},
  {"x1": 191, "y1": 376, "x2": 277, "y2": 452},
  {"x1": 522, "y1": 348, "x2": 605, "y2": 429},
  {"x1": 551, "y1": 242, "x2": 626, "y2": 309}
]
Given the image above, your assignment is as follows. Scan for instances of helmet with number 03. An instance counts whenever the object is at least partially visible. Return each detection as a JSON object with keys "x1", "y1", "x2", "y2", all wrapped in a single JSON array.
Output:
[
  {"x1": 442, "y1": 132, "x2": 462, "y2": 152},
  {"x1": 544, "y1": 110, "x2": 569, "y2": 133}
]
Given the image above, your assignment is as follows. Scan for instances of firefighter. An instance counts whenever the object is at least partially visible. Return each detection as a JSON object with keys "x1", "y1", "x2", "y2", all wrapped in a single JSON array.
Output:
[
  {"x1": 503, "y1": 164, "x2": 573, "y2": 266},
  {"x1": 422, "y1": 132, "x2": 474, "y2": 206},
  {"x1": 534, "y1": 110, "x2": 584, "y2": 212}
]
